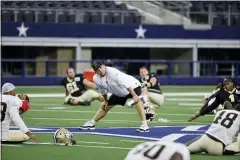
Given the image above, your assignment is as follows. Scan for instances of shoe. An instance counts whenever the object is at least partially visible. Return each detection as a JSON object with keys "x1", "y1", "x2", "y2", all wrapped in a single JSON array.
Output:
[
  {"x1": 136, "y1": 123, "x2": 149, "y2": 132},
  {"x1": 79, "y1": 121, "x2": 95, "y2": 130}
]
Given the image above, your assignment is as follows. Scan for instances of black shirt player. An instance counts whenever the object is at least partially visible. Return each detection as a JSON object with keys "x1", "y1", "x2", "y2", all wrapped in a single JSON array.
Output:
[
  {"x1": 139, "y1": 66, "x2": 164, "y2": 106},
  {"x1": 61, "y1": 67, "x2": 103, "y2": 106},
  {"x1": 189, "y1": 77, "x2": 240, "y2": 122}
]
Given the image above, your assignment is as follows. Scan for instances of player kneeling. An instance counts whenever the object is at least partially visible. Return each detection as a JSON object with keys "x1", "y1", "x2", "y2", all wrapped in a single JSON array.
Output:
[
  {"x1": 1, "y1": 83, "x2": 38, "y2": 143},
  {"x1": 188, "y1": 106, "x2": 240, "y2": 155},
  {"x1": 124, "y1": 141, "x2": 190, "y2": 160},
  {"x1": 61, "y1": 67, "x2": 104, "y2": 106},
  {"x1": 53, "y1": 128, "x2": 76, "y2": 146}
]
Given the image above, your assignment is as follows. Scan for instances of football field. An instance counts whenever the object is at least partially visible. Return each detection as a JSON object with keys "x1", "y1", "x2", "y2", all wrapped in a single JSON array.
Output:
[{"x1": 2, "y1": 86, "x2": 239, "y2": 160}]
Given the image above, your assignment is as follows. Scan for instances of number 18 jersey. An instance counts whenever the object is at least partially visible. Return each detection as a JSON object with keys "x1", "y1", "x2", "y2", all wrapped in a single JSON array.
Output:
[{"x1": 206, "y1": 109, "x2": 240, "y2": 146}]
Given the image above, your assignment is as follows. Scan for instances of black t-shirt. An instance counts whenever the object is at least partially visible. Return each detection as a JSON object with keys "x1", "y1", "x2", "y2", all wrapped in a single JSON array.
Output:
[
  {"x1": 139, "y1": 73, "x2": 162, "y2": 94},
  {"x1": 61, "y1": 74, "x2": 86, "y2": 97},
  {"x1": 200, "y1": 88, "x2": 240, "y2": 116}
]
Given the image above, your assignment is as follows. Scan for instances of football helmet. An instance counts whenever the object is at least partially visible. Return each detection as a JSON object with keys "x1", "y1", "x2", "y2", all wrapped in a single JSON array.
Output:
[{"x1": 53, "y1": 128, "x2": 76, "y2": 146}]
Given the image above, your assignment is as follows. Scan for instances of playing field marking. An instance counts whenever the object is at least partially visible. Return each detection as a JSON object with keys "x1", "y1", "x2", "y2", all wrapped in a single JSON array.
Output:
[
  {"x1": 120, "y1": 140, "x2": 146, "y2": 143},
  {"x1": 178, "y1": 103, "x2": 202, "y2": 106},
  {"x1": 158, "y1": 134, "x2": 187, "y2": 141},
  {"x1": 167, "y1": 98, "x2": 202, "y2": 102},
  {"x1": 25, "y1": 117, "x2": 212, "y2": 125},
  {"x1": 29, "y1": 110, "x2": 202, "y2": 115},
  {"x1": 2, "y1": 144, "x2": 22, "y2": 147},
  {"x1": 23, "y1": 142, "x2": 132, "y2": 150},
  {"x1": 77, "y1": 141, "x2": 109, "y2": 145},
  {"x1": 24, "y1": 93, "x2": 210, "y2": 98}
]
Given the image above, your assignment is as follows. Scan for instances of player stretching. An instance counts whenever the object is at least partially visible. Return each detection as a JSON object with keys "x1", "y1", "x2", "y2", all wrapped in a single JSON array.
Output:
[
  {"x1": 80, "y1": 62, "x2": 149, "y2": 132},
  {"x1": 188, "y1": 106, "x2": 240, "y2": 155},
  {"x1": 188, "y1": 77, "x2": 240, "y2": 121},
  {"x1": 1, "y1": 83, "x2": 38, "y2": 143},
  {"x1": 61, "y1": 67, "x2": 104, "y2": 106}
]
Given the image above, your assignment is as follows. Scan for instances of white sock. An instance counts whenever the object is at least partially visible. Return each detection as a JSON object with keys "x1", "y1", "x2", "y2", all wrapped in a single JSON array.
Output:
[
  {"x1": 90, "y1": 119, "x2": 96, "y2": 124},
  {"x1": 142, "y1": 121, "x2": 147, "y2": 125}
]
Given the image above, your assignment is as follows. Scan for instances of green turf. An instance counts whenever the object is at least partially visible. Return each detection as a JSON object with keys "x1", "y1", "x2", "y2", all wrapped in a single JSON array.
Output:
[{"x1": 2, "y1": 86, "x2": 239, "y2": 160}]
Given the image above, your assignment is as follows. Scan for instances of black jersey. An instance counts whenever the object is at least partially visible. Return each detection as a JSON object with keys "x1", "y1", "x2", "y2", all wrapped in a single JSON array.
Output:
[
  {"x1": 61, "y1": 74, "x2": 86, "y2": 97},
  {"x1": 139, "y1": 73, "x2": 162, "y2": 94},
  {"x1": 200, "y1": 88, "x2": 240, "y2": 116}
]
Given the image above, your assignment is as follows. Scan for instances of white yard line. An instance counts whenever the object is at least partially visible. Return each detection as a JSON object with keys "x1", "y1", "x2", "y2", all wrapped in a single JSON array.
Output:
[
  {"x1": 29, "y1": 110, "x2": 201, "y2": 115},
  {"x1": 120, "y1": 140, "x2": 146, "y2": 143},
  {"x1": 25, "y1": 117, "x2": 211, "y2": 124},
  {"x1": 77, "y1": 141, "x2": 109, "y2": 145},
  {"x1": 2, "y1": 144, "x2": 22, "y2": 147},
  {"x1": 167, "y1": 98, "x2": 202, "y2": 102},
  {"x1": 23, "y1": 142, "x2": 131, "y2": 150},
  {"x1": 22, "y1": 93, "x2": 210, "y2": 98}
]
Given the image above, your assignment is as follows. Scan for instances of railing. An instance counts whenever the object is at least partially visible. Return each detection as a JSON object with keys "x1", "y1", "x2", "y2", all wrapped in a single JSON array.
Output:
[
  {"x1": 1, "y1": 8, "x2": 143, "y2": 24},
  {"x1": 2, "y1": 59, "x2": 240, "y2": 78}
]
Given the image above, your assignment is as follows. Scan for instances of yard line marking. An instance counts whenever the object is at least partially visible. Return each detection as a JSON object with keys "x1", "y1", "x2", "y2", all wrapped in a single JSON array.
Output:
[
  {"x1": 167, "y1": 98, "x2": 202, "y2": 102},
  {"x1": 77, "y1": 141, "x2": 109, "y2": 145},
  {"x1": 178, "y1": 103, "x2": 202, "y2": 106},
  {"x1": 2, "y1": 144, "x2": 22, "y2": 147},
  {"x1": 120, "y1": 140, "x2": 146, "y2": 143},
  {"x1": 23, "y1": 142, "x2": 131, "y2": 150},
  {"x1": 25, "y1": 117, "x2": 212, "y2": 125},
  {"x1": 29, "y1": 110, "x2": 203, "y2": 115},
  {"x1": 181, "y1": 125, "x2": 207, "y2": 131},
  {"x1": 158, "y1": 134, "x2": 187, "y2": 141},
  {"x1": 24, "y1": 93, "x2": 210, "y2": 98}
]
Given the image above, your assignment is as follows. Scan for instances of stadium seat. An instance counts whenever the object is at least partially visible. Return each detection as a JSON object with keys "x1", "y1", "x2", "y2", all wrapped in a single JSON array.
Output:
[
  {"x1": 124, "y1": 12, "x2": 134, "y2": 24},
  {"x1": 112, "y1": 12, "x2": 122, "y2": 24},
  {"x1": 2, "y1": 10, "x2": 13, "y2": 22},
  {"x1": 83, "y1": 12, "x2": 91, "y2": 24},
  {"x1": 58, "y1": 11, "x2": 67, "y2": 23},
  {"x1": 103, "y1": 12, "x2": 113, "y2": 24},
  {"x1": 45, "y1": 11, "x2": 55, "y2": 23},
  {"x1": 23, "y1": 10, "x2": 35, "y2": 22},
  {"x1": 91, "y1": 12, "x2": 102, "y2": 24},
  {"x1": 36, "y1": 11, "x2": 44, "y2": 22}
]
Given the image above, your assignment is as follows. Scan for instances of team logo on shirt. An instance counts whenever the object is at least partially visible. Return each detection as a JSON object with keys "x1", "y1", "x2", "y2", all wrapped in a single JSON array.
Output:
[{"x1": 74, "y1": 77, "x2": 80, "y2": 81}]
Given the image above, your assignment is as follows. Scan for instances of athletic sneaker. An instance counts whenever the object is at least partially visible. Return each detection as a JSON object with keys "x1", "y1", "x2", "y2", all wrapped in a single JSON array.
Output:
[
  {"x1": 136, "y1": 123, "x2": 150, "y2": 132},
  {"x1": 79, "y1": 121, "x2": 95, "y2": 130}
]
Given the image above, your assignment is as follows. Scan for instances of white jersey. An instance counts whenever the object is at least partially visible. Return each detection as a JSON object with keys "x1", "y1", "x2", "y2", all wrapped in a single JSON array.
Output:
[
  {"x1": 93, "y1": 67, "x2": 141, "y2": 97},
  {"x1": 1, "y1": 94, "x2": 29, "y2": 141},
  {"x1": 124, "y1": 141, "x2": 190, "y2": 160},
  {"x1": 206, "y1": 109, "x2": 240, "y2": 146}
]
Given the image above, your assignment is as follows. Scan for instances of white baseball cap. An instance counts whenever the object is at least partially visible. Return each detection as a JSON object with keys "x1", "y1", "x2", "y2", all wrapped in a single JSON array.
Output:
[{"x1": 2, "y1": 83, "x2": 16, "y2": 93}]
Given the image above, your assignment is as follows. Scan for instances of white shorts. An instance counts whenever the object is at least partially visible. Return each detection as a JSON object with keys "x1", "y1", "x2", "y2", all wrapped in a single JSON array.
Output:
[
  {"x1": 188, "y1": 134, "x2": 224, "y2": 155},
  {"x1": 148, "y1": 91, "x2": 164, "y2": 107},
  {"x1": 65, "y1": 90, "x2": 100, "y2": 103}
]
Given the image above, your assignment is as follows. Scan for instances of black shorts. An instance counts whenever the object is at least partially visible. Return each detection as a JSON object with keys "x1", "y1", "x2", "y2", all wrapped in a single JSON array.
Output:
[{"x1": 108, "y1": 87, "x2": 142, "y2": 106}]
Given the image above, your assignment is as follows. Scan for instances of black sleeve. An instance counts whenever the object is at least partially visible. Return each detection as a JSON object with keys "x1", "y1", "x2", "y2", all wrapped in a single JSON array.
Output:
[
  {"x1": 75, "y1": 74, "x2": 85, "y2": 87},
  {"x1": 61, "y1": 78, "x2": 66, "y2": 87},
  {"x1": 199, "y1": 90, "x2": 221, "y2": 116}
]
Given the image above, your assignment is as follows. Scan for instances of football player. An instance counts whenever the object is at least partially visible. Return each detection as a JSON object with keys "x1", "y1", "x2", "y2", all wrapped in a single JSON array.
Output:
[
  {"x1": 188, "y1": 105, "x2": 240, "y2": 155},
  {"x1": 61, "y1": 67, "x2": 104, "y2": 106},
  {"x1": 124, "y1": 141, "x2": 190, "y2": 160},
  {"x1": 1, "y1": 83, "x2": 38, "y2": 143},
  {"x1": 138, "y1": 66, "x2": 164, "y2": 121},
  {"x1": 188, "y1": 77, "x2": 240, "y2": 122}
]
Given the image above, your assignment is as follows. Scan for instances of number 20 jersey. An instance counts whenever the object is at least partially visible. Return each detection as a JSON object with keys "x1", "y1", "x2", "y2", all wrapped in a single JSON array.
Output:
[
  {"x1": 206, "y1": 109, "x2": 240, "y2": 146},
  {"x1": 124, "y1": 141, "x2": 190, "y2": 160}
]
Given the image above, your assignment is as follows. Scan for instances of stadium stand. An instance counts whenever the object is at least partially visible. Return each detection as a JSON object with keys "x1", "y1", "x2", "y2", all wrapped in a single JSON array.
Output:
[
  {"x1": 1, "y1": 1, "x2": 240, "y2": 26},
  {"x1": 1, "y1": 1, "x2": 143, "y2": 24}
]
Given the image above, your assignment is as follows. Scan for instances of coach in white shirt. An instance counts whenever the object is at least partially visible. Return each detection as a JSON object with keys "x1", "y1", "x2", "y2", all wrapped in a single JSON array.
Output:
[{"x1": 80, "y1": 62, "x2": 149, "y2": 132}]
